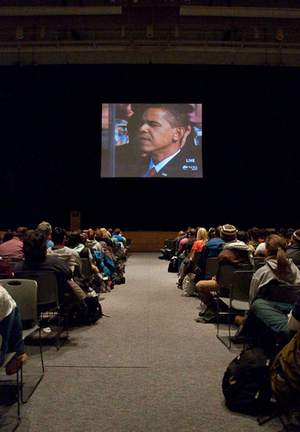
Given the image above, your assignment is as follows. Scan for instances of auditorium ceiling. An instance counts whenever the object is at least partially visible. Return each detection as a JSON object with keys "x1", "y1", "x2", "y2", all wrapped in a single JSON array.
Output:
[{"x1": 1, "y1": 0, "x2": 300, "y2": 66}]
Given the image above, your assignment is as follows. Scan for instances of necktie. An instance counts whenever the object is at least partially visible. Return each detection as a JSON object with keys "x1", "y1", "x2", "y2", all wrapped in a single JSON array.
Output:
[{"x1": 147, "y1": 167, "x2": 157, "y2": 177}]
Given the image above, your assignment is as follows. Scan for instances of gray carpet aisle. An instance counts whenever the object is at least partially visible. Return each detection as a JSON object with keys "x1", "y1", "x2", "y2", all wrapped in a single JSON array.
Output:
[{"x1": 16, "y1": 253, "x2": 283, "y2": 432}]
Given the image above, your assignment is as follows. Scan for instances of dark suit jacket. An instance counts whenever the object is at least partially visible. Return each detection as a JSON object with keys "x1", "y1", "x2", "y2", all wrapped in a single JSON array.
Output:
[{"x1": 115, "y1": 138, "x2": 202, "y2": 178}]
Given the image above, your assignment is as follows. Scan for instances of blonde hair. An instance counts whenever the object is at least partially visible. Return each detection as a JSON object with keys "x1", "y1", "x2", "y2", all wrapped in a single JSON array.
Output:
[{"x1": 196, "y1": 227, "x2": 208, "y2": 243}]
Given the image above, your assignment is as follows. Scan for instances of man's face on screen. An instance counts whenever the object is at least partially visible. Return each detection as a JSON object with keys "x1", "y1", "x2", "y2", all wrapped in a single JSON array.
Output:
[{"x1": 138, "y1": 108, "x2": 179, "y2": 162}]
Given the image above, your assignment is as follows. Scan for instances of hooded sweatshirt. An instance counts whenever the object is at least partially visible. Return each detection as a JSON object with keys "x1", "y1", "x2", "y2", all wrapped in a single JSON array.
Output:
[
  {"x1": 47, "y1": 246, "x2": 82, "y2": 271},
  {"x1": 249, "y1": 258, "x2": 300, "y2": 303}
]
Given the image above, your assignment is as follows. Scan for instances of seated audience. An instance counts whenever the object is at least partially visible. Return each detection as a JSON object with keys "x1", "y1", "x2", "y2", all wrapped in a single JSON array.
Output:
[
  {"x1": 286, "y1": 229, "x2": 300, "y2": 266},
  {"x1": 14, "y1": 230, "x2": 86, "y2": 307},
  {"x1": 250, "y1": 234, "x2": 300, "y2": 345},
  {"x1": 85, "y1": 229, "x2": 103, "y2": 252},
  {"x1": 0, "y1": 284, "x2": 27, "y2": 375},
  {"x1": 254, "y1": 228, "x2": 277, "y2": 257},
  {"x1": 198, "y1": 225, "x2": 225, "y2": 278},
  {"x1": 47, "y1": 227, "x2": 82, "y2": 275},
  {"x1": 195, "y1": 224, "x2": 253, "y2": 318},
  {"x1": 66, "y1": 231, "x2": 99, "y2": 275},
  {"x1": 96, "y1": 228, "x2": 113, "y2": 248},
  {"x1": 112, "y1": 228, "x2": 126, "y2": 246},
  {"x1": 250, "y1": 234, "x2": 300, "y2": 303},
  {"x1": 191, "y1": 227, "x2": 208, "y2": 253},
  {"x1": 0, "y1": 227, "x2": 27, "y2": 260}
]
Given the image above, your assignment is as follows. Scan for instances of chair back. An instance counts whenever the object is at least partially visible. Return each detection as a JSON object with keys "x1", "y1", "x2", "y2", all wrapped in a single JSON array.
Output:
[
  {"x1": 1, "y1": 279, "x2": 38, "y2": 324},
  {"x1": 230, "y1": 270, "x2": 254, "y2": 305},
  {"x1": 254, "y1": 257, "x2": 265, "y2": 270},
  {"x1": 258, "y1": 283, "x2": 300, "y2": 304},
  {"x1": 205, "y1": 257, "x2": 219, "y2": 279},
  {"x1": 13, "y1": 272, "x2": 60, "y2": 309},
  {"x1": 81, "y1": 258, "x2": 91, "y2": 280},
  {"x1": 218, "y1": 265, "x2": 236, "y2": 291}
]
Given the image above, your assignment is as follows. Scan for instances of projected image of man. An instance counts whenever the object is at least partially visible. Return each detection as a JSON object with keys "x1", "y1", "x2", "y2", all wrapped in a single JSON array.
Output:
[{"x1": 133, "y1": 104, "x2": 200, "y2": 178}]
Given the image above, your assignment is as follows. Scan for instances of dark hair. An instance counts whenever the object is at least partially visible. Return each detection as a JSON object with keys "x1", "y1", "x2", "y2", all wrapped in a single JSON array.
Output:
[
  {"x1": 51, "y1": 227, "x2": 66, "y2": 245},
  {"x1": 248, "y1": 227, "x2": 261, "y2": 241},
  {"x1": 66, "y1": 232, "x2": 81, "y2": 248},
  {"x1": 2, "y1": 230, "x2": 13, "y2": 243},
  {"x1": 16, "y1": 227, "x2": 28, "y2": 240},
  {"x1": 237, "y1": 230, "x2": 249, "y2": 244},
  {"x1": 131, "y1": 104, "x2": 193, "y2": 130},
  {"x1": 23, "y1": 229, "x2": 47, "y2": 263},
  {"x1": 215, "y1": 225, "x2": 222, "y2": 238}
]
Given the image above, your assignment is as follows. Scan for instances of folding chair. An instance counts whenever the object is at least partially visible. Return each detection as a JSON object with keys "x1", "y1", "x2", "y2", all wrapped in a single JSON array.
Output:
[
  {"x1": 204, "y1": 257, "x2": 219, "y2": 279},
  {"x1": 11, "y1": 272, "x2": 69, "y2": 350},
  {"x1": 1, "y1": 279, "x2": 44, "y2": 404},
  {"x1": 0, "y1": 351, "x2": 20, "y2": 421},
  {"x1": 216, "y1": 268, "x2": 254, "y2": 349},
  {"x1": 81, "y1": 258, "x2": 92, "y2": 280},
  {"x1": 33, "y1": 272, "x2": 69, "y2": 350}
]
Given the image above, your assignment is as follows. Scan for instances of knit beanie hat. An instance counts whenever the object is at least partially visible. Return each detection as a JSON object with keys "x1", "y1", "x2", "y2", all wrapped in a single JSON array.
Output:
[
  {"x1": 220, "y1": 224, "x2": 237, "y2": 242},
  {"x1": 293, "y1": 230, "x2": 300, "y2": 243}
]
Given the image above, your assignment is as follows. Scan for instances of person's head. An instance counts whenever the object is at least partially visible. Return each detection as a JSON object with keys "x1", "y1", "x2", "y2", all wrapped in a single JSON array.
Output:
[
  {"x1": 66, "y1": 231, "x2": 81, "y2": 248},
  {"x1": 248, "y1": 227, "x2": 261, "y2": 241},
  {"x1": 196, "y1": 227, "x2": 208, "y2": 243},
  {"x1": 237, "y1": 230, "x2": 249, "y2": 244},
  {"x1": 220, "y1": 224, "x2": 237, "y2": 243},
  {"x1": 51, "y1": 227, "x2": 66, "y2": 245},
  {"x1": 215, "y1": 225, "x2": 222, "y2": 238},
  {"x1": 37, "y1": 221, "x2": 52, "y2": 239},
  {"x1": 16, "y1": 227, "x2": 28, "y2": 241},
  {"x1": 265, "y1": 234, "x2": 290, "y2": 277},
  {"x1": 2, "y1": 230, "x2": 13, "y2": 243},
  {"x1": 291, "y1": 229, "x2": 300, "y2": 245},
  {"x1": 286, "y1": 228, "x2": 295, "y2": 241},
  {"x1": 23, "y1": 229, "x2": 47, "y2": 263},
  {"x1": 80, "y1": 232, "x2": 87, "y2": 245},
  {"x1": 113, "y1": 228, "x2": 121, "y2": 236},
  {"x1": 132, "y1": 104, "x2": 192, "y2": 163},
  {"x1": 188, "y1": 228, "x2": 197, "y2": 239},
  {"x1": 87, "y1": 229, "x2": 94, "y2": 240},
  {"x1": 261, "y1": 228, "x2": 278, "y2": 240}
]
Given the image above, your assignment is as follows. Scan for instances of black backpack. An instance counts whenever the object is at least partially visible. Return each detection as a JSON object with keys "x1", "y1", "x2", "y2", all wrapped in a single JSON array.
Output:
[
  {"x1": 168, "y1": 256, "x2": 178, "y2": 273},
  {"x1": 222, "y1": 347, "x2": 274, "y2": 417},
  {"x1": 84, "y1": 296, "x2": 103, "y2": 325}
]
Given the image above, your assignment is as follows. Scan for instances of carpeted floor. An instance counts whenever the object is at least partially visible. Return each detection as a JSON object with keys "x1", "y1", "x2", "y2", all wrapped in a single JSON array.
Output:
[{"x1": 1, "y1": 253, "x2": 285, "y2": 431}]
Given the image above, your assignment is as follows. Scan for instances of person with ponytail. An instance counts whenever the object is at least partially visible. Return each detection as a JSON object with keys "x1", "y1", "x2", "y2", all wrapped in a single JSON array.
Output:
[
  {"x1": 250, "y1": 234, "x2": 300, "y2": 343},
  {"x1": 250, "y1": 235, "x2": 300, "y2": 302}
]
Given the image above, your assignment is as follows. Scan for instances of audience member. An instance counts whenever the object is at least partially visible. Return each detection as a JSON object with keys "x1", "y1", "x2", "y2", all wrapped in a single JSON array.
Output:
[
  {"x1": 14, "y1": 230, "x2": 86, "y2": 307},
  {"x1": 112, "y1": 228, "x2": 126, "y2": 246},
  {"x1": 85, "y1": 229, "x2": 103, "y2": 252},
  {"x1": 0, "y1": 227, "x2": 27, "y2": 260},
  {"x1": 47, "y1": 227, "x2": 82, "y2": 275},
  {"x1": 248, "y1": 227, "x2": 261, "y2": 251},
  {"x1": 250, "y1": 235, "x2": 300, "y2": 346},
  {"x1": 191, "y1": 227, "x2": 208, "y2": 253},
  {"x1": 37, "y1": 221, "x2": 54, "y2": 249},
  {"x1": 195, "y1": 224, "x2": 253, "y2": 319},
  {"x1": 199, "y1": 225, "x2": 224, "y2": 277},
  {"x1": 250, "y1": 234, "x2": 300, "y2": 303},
  {"x1": 0, "y1": 284, "x2": 27, "y2": 375},
  {"x1": 286, "y1": 229, "x2": 300, "y2": 266},
  {"x1": 254, "y1": 228, "x2": 277, "y2": 257},
  {"x1": 2, "y1": 231, "x2": 14, "y2": 243}
]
